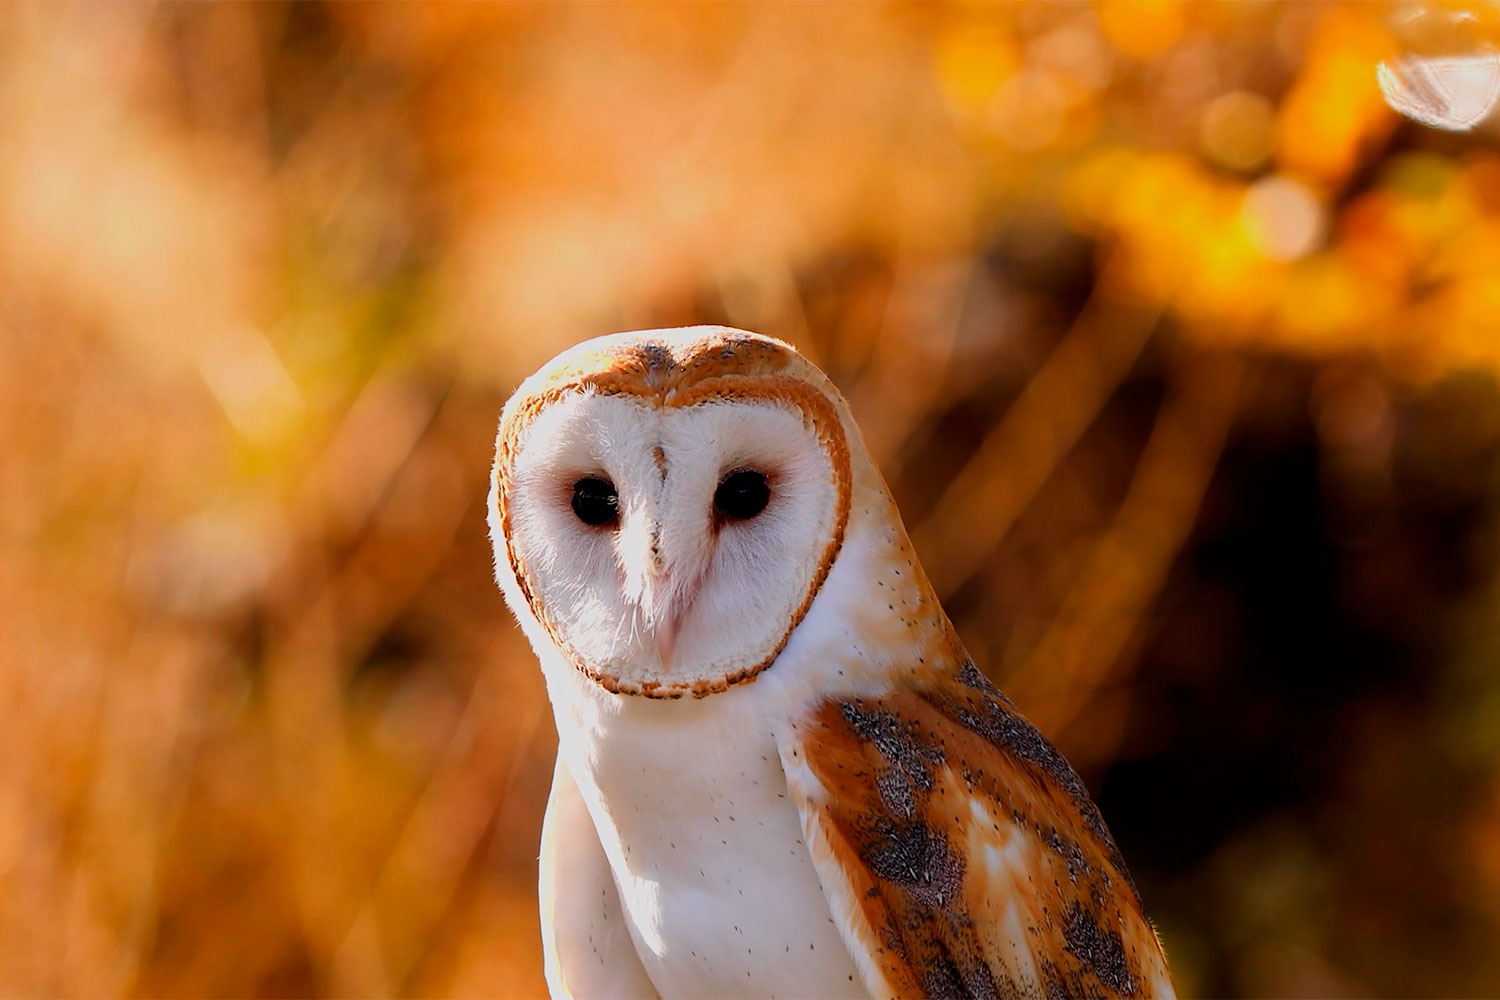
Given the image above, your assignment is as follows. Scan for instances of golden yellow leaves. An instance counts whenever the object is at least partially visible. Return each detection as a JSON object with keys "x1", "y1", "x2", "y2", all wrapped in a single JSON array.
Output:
[
  {"x1": 1279, "y1": 9, "x2": 1398, "y2": 183},
  {"x1": 926, "y1": 3, "x2": 1500, "y2": 384}
]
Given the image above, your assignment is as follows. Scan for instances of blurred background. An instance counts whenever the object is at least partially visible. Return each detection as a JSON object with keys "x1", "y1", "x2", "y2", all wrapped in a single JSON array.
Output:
[{"x1": 6, "y1": 1, "x2": 1500, "y2": 996}]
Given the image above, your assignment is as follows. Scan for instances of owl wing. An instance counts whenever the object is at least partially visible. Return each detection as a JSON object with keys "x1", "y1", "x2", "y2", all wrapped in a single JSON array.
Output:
[
  {"x1": 777, "y1": 661, "x2": 1174, "y2": 999},
  {"x1": 539, "y1": 756, "x2": 659, "y2": 999}
]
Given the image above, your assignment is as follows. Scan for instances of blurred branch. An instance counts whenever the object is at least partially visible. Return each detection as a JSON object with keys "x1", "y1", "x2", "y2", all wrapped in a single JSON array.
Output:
[
  {"x1": 845, "y1": 257, "x2": 967, "y2": 468},
  {"x1": 262, "y1": 364, "x2": 463, "y2": 996},
  {"x1": 913, "y1": 254, "x2": 1160, "y2": 599},
  {"x1": 1006, "y1": 342, "x2": 1245, "y2": 737},
  {"x1": 350, "y1": 660, "x2": 548, "y2": 994}
]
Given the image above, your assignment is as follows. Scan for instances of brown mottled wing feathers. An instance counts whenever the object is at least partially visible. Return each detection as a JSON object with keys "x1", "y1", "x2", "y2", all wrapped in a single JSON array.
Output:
[{"x1": 782, "y1": 662, "x2": 1173, "y2": 999}]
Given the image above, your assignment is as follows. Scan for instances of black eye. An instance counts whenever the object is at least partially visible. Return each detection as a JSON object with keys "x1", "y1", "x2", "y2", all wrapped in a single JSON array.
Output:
[
  {"x1": 714, "y1": 469, "x2": 770, "y2": 521},
  {"x1": 571, "y1": 477, "x2": 618, "y2": 526}
]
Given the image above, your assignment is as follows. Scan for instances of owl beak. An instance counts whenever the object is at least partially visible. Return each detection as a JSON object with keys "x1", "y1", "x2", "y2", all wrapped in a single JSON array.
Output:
[
  {"x1": 649, "y1": 569, "x2": 700, "y2": 669},
  {"x1": 655, "y1": 611, "x2": 680, "y2": 669}
]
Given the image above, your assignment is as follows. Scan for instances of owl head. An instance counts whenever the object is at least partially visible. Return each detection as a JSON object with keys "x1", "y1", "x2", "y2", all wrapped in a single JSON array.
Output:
[{"x1": 489, "y1": 326, "x2": 876, "y2": 699}]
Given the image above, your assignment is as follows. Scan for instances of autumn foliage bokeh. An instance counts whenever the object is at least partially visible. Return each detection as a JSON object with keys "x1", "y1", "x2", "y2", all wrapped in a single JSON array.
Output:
[{"x1": 7, "y1": 2, "x2": 1500, "y2": 997}]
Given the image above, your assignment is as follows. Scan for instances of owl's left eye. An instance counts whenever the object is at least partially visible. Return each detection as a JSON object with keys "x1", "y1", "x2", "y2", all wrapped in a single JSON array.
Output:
[
  {"x1": 715, "y1": 469, "x2": 770, "y2": 520},
  {"x1": 571, "y1": 477, "x2": 619, "y2": 526}
]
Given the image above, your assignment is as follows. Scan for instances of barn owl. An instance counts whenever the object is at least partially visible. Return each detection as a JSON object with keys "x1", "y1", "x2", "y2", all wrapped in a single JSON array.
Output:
[{"x1": 488, "y1": 326, "x2": 1173, "y2": 999}]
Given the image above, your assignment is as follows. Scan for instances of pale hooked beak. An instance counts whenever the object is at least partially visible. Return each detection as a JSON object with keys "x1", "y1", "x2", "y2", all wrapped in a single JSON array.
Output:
[
  {"x1": 649, "y1": 568, "x2": 701, "y2": 669},
  {"x1": 655, "y1": 608, "x2": 681, "y2": 669}
]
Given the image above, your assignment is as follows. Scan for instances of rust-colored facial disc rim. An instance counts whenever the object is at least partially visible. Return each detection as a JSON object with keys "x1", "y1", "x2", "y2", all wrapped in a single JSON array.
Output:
[{"x1": 494, "y1": 345, "x2": 853, "y2": 700}]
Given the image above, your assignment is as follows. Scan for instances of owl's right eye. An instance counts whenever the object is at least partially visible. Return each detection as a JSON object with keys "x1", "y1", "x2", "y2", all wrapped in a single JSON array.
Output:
[{"x1": 571, "y1": 477, "x2": 619, "y2": 526}]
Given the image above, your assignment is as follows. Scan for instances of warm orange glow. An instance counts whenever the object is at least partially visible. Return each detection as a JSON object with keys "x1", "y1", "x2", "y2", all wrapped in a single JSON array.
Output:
[
  {"x1": 1277, "y1": 8, "x2": 1398, "y2": 183},
  {"x1": 5, "y1": 3, "x2": 1500, "y2": 998}
]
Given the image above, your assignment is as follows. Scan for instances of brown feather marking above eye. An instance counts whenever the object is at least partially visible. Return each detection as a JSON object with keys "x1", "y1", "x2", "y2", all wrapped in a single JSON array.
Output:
[{"x1": 786, "y1": 663, "x2": 1173, "y2": 999}]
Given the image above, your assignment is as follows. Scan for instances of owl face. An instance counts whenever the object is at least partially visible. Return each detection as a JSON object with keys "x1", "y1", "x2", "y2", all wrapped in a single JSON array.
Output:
[{"x1": 492, "y1": 329, "x2": 854, "y2": 698}]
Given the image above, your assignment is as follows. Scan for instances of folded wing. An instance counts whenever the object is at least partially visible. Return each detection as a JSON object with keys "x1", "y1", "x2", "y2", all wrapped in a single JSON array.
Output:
[{"x1": 778, "y1": 661, "x2": 1173, "y2": 999}]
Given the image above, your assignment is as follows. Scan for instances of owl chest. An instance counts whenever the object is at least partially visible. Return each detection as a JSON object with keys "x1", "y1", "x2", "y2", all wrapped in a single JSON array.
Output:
[{"x1": 575, "y1": 709, "x2": 864, "y2": 999}]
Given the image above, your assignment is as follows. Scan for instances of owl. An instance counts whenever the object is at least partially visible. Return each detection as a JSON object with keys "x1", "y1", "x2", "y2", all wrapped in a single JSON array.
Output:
[{"x1": 489, "y1": 326, "x2": 1174, "y2": 999}]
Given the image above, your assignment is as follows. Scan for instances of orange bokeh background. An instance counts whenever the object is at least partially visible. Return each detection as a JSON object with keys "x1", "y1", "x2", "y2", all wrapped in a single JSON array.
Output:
[{"x1": 6, "y1": 3, "x2": 1500, "y2": 996}]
